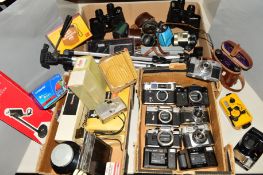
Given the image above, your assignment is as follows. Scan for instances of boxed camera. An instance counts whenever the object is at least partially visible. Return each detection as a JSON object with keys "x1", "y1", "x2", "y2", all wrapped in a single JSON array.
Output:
[{"x1": 135, "y1": 68, "x2": 234, "y2": 174}]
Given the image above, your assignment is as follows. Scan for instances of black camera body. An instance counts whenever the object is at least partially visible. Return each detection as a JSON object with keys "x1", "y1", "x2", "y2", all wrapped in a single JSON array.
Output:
[
  {"x1": 180, "y1": 106, "x2": 209, "y2": 125},
  {"x1": 144, "y1": 147, "x2": 177, "y2": 169},
  {"x1": 234, "y1": 127, "x2": 263, "y2": 170},
  {"x1": 146, "y1": 127, "x2": 181, "y2": 148},
  {"x1": 145, "y1": 106, "x2": 180, "y2": 127},
  {"x1": 178, "y1": 146, "x2": 218, "y2": 170},
  {"x1": 143, "y1": 82, "x2": 176, "y2": 104},
  {"x1": 89, "y1": 3, "x2": 126, "y2": 40},
  {"x1": 176, "y1": 85, "x2": 209, "y2": 107},
  {"x1": 181, "y1": 124, "x2": 214, "y2": 149}
]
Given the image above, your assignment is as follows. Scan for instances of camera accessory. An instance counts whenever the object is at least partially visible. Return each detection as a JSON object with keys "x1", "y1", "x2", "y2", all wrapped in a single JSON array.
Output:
[
  {"x1": 1, "y1": 71, "x2": 52, "y2": 144},
  {"x1": 187, "y1": 85, "x2": 209, "y2": 106},
  {"x1": 140, "y1": 45, "x2": 184, "y2": 56},
  {"x1": 157, "y1": 25, "x2": 173, "y2": 47},
  {"x1": 145, "y1": 106, "x2": 180, "y2": 127},
  {"x1": 178, "y1": 146, "x2": 218, "y2": 170},
  {"x1": 31, "y1": 74, "x2": 67, "y2": 109},
  {"x1": 98, "y1": 50, "x2": 137, "y2": 93},
  {"x1": 234, "y1": 127, "x2": 263, "y2": 170},
  {"x1": 87, "y1": 38, "x2": 135, "y2": 56},
  {"x1": 95, "y1": 97, "x2": 127, "y2": 123},
  {"x1": 55, "y1": 91, "x2": 88, "y2": 142},
  {"x1": 220, "y1": 93, "x2": 252, "y2": 129},
  {"x1": 143, "y1": 82, "x2": 176, "y2": 104},
  {"x1": 144, "y1": 147, "x2": 177, "y2": 169},
  {"x1": 180, "y1": 106, "x2": 209, "y2": 125},
  {"x1": 141, "y1": 34, "x2": 156, "y2": 47},
  {"x1": 47, "y1": 14, "x2": 92, "y2": 53},
  {"x1": 68, "y1": 56, "x2": 107, "y2": 110},
  {"x1": 112, "y1": 22, "x2": 129, "y2": 39},
  {"x1": 89, "y1": 3, "x2": 126, "y2": 40},
  {"x1": 51, "y1": 132, "x2": 112, "y2": 174},
  {"x1": 172, "y1": 31, "x2": 197, "y2": 51},
  {"x1": 187, "y1": 57, "x2": 222, "y2": 82},
  {"x1": 135, "y1": 12, "x2": 155, "y2": 29},
  {"x1": 181, "y1": 124, "x2": 214, "y2": 149},
  {"x1": 212, "y1": 40, "x2": 253, "y2": 92},
  {"x1": 146, "y1": 127, "x2": 181, "y2": 148}
]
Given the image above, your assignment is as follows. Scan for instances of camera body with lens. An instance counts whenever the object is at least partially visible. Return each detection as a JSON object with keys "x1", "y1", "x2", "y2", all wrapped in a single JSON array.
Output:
[
  {"x1": 180, "y1": 106, "x2": 209, "y2": 125},
  {"x1": 143, "y1": 82, "x2": 176, "y2": 104},
  {"x1": 175, "y1": 85, "x2": 209, "y2": 107},
  {"x1": 178, "y1": 146, "x2": 218, "y2": 170},
  {"x1": 187, "y1": 57, "x2": 222, "y2": 82},
  {"x1": 181, "y1": 124, "x2": 214, "y2": 149},
  {"x1": 145, "y1": 106, "x2": 180, "y2": 127},
  {"x1": 146, "y1": 127, "x2": 181, "y2": 148},
  {"x1": 234, "y1": 127, "x2": 263, "y2": 170},
  {"x1": 144, "y1": 147, "x2": 177, "y2": 169},
  {"x1": 89, "y1": 3, "x2": 127, "y2": 40}
]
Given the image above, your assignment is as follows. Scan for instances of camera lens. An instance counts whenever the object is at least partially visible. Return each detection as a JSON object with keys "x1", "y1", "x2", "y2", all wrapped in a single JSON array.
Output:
[
  {"x1": 200, "y1": 61, "x2": 212, "y2": 74},
  {"x1": 189, "y1": 90, "x2": 203, "y2": 103},
  {"x1": 192, "y1": 129, "x2": 207, "y2": 144},
  {"x1": 158, "y1": 110, "x2": 172, "y2": 124},
  {"x1": 157, "y1": 130, "x2": 174, "y2": 146},
  {"x1": 156, "y1": 90, "x2": 169, "y2": 102}
]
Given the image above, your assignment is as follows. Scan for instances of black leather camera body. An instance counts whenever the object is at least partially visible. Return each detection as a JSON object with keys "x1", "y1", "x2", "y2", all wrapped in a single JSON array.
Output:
[
  {"x1": 178, "y1": 146, "x2": 218, "y2": 170},
  {"x1": 176, "y1": 85, "x2": 209, "y2": 107},
  {"x1": 143, "y1": 82, "x2": 176, "y2": 104},
  {"x1": 234, "y1": 127, "x2": 263, "y2": 170},
  {"x1": 145, "y1": 106, "x2": 181, "y2": 127},
  {"x1": 146, "y1": 127, "x2": 181, "y2": 148},
  {"x1": 144, "y1": 147, "x2": 177, "y2": 169},
  {"x1": 180, "y1": 106, "x2": 209, "y2": 125},
  {"x1": 181, "y1": 124, "x2": 214, "y2": 149}
]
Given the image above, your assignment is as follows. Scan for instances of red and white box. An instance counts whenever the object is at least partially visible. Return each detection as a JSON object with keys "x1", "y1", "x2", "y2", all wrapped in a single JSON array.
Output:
[
  {"x1": 105, "y1": 162, "x2": 120, "y2": 175},
  {"x1": 0, "y1": 71, "x2": 52, "y2": 144}
]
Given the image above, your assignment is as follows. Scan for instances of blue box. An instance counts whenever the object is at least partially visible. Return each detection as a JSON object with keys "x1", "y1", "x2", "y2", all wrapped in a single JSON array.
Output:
[
  {"x1": 31, "y1": 74, "x2": 67, "y2": 109},
  {"x1": 158, "y1": 26, "x2": 173, "y2": 47}
]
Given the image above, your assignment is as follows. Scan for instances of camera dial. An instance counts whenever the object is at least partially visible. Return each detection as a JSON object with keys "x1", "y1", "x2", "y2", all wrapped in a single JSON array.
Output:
[
  {"x1": 158, "y1": 110, "x2": 173, "y2": 124},
  {"x1": 157, "y1": 130, "x2": 174, "y2": 146},
  {"x1": 192, "y1": 129, "x2": 207, "y2": 144},
  {"x1": 156, "y1": 90, "x2": 169, "y2": 102},
  {"x1": 189, "y1": 90, "x2": 203, "y2": 103}
]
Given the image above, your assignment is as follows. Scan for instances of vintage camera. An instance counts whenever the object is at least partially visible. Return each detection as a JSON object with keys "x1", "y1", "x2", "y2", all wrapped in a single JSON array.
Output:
[
  {"x1": 187, "y1": 57, "x2": 222, "y2": 82},
  {"x1": 89, "y1": 3, "x2": 126, "y2": 40},
  {"x1": 175, "y1": 85, "x2": 209, "y2": 107},
  {"x1": 144, "y1": 147, "x2": 177, "y2": 169},
  {"x1": 234, "y1": 127, "x2": 263, "y2": 170},
  {"x1": 181, "y1": 124, "x2": 214, "y2": 149},
  {"x1": 172, "y1": 31, "x2": 197, "y2": 51},
  {"x1": 143, "y1": 82, "x2": 176, "y2": 104},
  {"x1": 146, "y1": 127, "x2": 181, "y2": 148},
  {"x1": 180, "y1": 106, "x2": 209, "y2": 125},
  {"x1": 178, "y1": 146, "x2": 218, "y2": 170},
  {"x1": 145, "y1": 106, "x2": 180, "y2": 127}
]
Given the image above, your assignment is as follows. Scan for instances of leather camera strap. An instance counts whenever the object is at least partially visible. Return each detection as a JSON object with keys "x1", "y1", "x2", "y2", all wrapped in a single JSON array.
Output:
[{"x1": 220, "y1": 74, "x2": 245, "y2": 92}]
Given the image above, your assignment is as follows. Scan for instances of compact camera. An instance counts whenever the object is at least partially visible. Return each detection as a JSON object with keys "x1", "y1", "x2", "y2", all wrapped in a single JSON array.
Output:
[
  {"x1": 187, "y1": 57, "x2": 222, "y2": 82},
  {"x1": 181, "y1": 124, "x2": 214, "y2": 149},
  {"x1": 146, "y1": 127, "x2": 181, "y2": 148},
  {"x1": 180, "y1": 106, "x2": 209, "y2": 125},
  {"x1": 145, "y1": 106, "x2": 180, "y2": 127},
  {"x1": 234, "y1": 127, "x2": 263, "y2": 170},
  {"x1": 172, "y1": 31, "x2": 197, "y2": 51},
  {"x1": 175, "y1": 85, "x2": 209, "y2": 107},
  {"x1": 144, "y1": 147, "x2": 177, "y2": 169},
  {"x1": 89, "y1": 3, "x2": 127, "y2": 40},
  {"x1": 143, "y1": 82, "x2": 176, "y2": 104},
  {"x1": 178, "y1": 146, "x2": 218, "y2": 170}
]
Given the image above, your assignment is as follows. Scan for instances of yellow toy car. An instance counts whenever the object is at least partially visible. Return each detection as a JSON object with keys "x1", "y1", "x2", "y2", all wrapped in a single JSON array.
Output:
[{"x1": 220, "y1": 93, "x2": 252, "y2": 129}]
